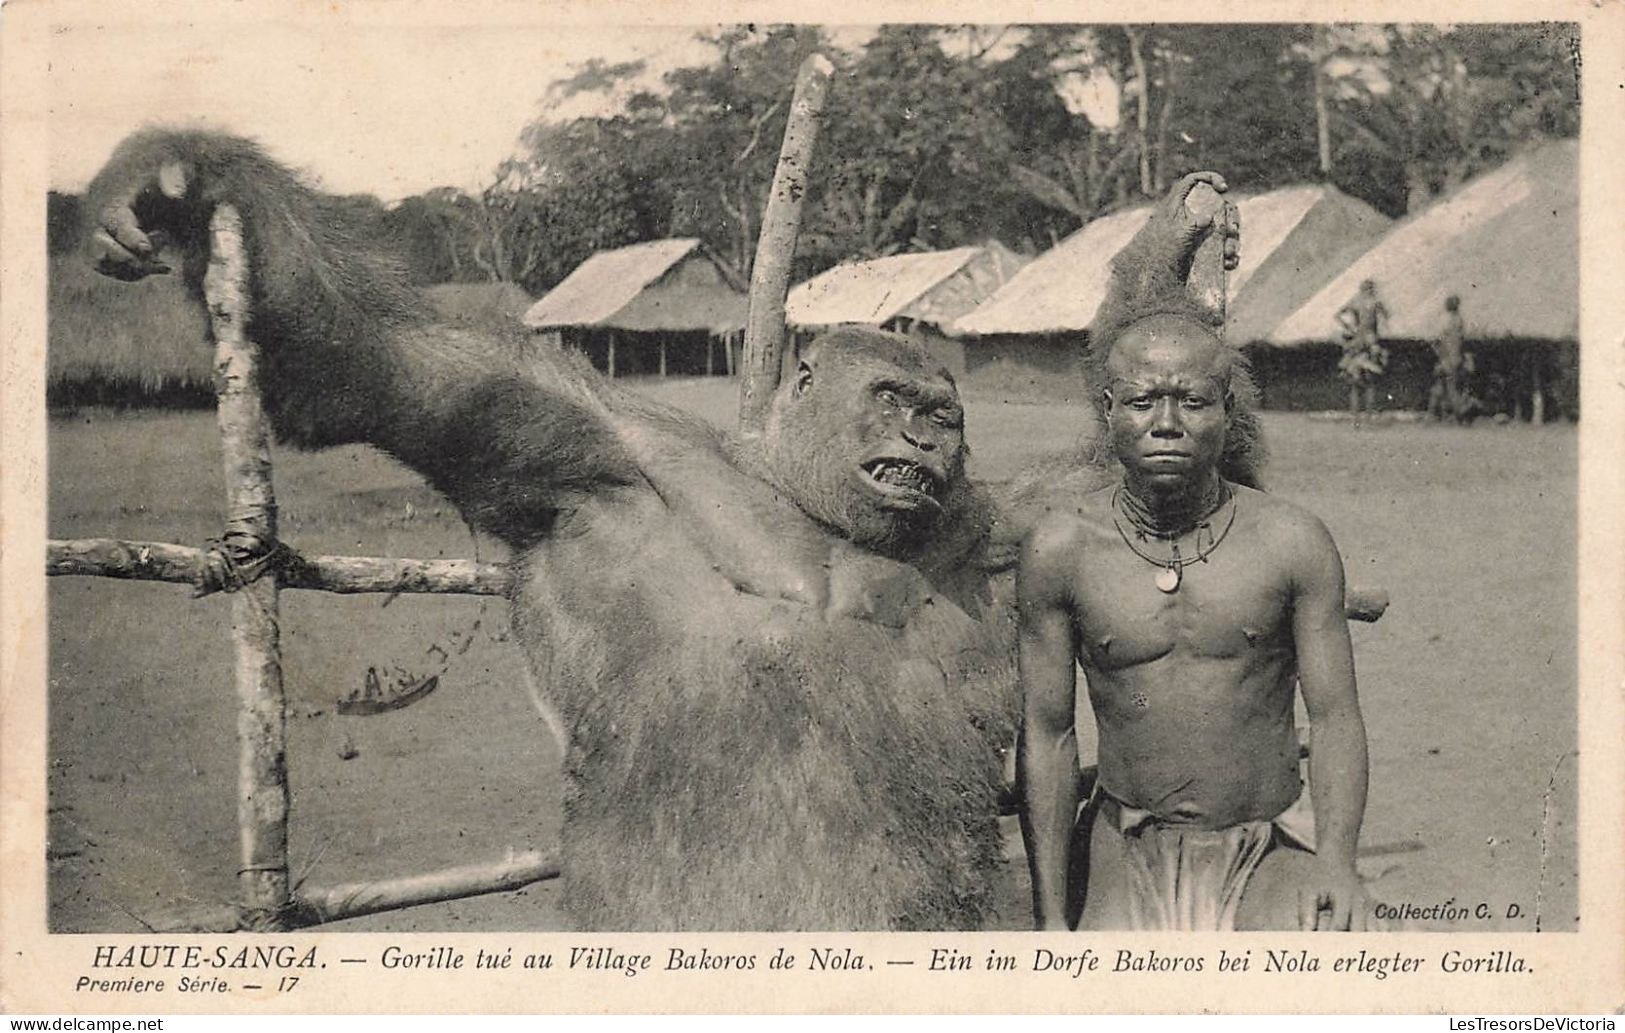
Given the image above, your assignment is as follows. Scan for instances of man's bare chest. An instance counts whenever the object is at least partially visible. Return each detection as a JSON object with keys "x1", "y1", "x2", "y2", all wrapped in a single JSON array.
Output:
[{"x1": 1070, "y1": 536, "x2": 1293, "y2": 672}]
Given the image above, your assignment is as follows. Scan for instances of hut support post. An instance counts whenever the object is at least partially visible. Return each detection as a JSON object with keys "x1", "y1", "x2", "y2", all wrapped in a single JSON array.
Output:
[
  {"x1": 738, "y1": 54, "x2": 833, "y2": 435},
  {"x1": 1531, "y1": 347, "x2": 1545, "y2": 424},
  {"x1": 706, "y1": 336, "x2": 715, "y2": 376},
  {"x1": 205, "y1": 205, "x2": 292, "y2": 930},
  {"x1": 607, "y1": 331, "x2": 616, "y2": 379},
  {"x1": 659, "y1": 337, "x2": 668, "y2": 378}
]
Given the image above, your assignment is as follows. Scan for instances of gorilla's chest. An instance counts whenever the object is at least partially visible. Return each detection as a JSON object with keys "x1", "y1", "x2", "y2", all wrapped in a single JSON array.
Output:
[{"x1": 511, "y1": 491, "x2": 1010, "y2": 717}]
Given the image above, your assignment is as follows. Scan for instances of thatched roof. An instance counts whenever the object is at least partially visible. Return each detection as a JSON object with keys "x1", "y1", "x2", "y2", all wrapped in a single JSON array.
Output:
[
  {"x1": 521, "y1": 239, "x2": 746, "y2": 333},
  {"x1": 787, "y1": 245, "x2": 1026, "y2": 329},
  {"x1": 49, "y1": 253, "x2": 214, "y2": 390},
  {"x1": 1267, "y1": 140, "x2": 1576, "y2": 344},
  {"x1": 952, "y1": 184, "x2": 1390, "y2": 340}
]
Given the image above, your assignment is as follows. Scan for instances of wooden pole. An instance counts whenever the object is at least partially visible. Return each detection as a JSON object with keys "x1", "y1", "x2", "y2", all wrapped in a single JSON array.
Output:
[
  {"x1": 147, "y1": 850, "x2": 561, "y2": 932},
  {"x1": 289, "y1": 850, "x2": 560, "y2": 927},
  {"x1": 205, "y1": 205, "x2": 291, "y2": 930},
  {"x1": 706, "y1": 335, "x2": 715, "y2": 376},
  {"x1": 738, "y1": 53, "x2": 834, "y2": 435},
  {"x1": 1530, "y1": 346, "x2": 1546, "y2": 424},
  {"x1": 659, "y1": 337, "x2": 668, "y2": 378},
  {"x1": 47, "y1": 538, "x2": 512, "y2": 596},
  {"x1": 607, "y1": 331, "x2": 616, "y2": 379}
]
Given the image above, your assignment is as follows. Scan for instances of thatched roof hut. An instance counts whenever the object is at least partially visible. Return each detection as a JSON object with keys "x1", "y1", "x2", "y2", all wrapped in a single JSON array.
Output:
[
  {"x1": 952, "y1": 184, "x2": 1390, "y2": 340},
  {"x1": 522, "y1": 238, "x2": 745, "y2": 335},
  {"x1": 786, "y1": 243, "x2": 1026, "y2": 332},
  {"x1": 48, "y1": 252, "x2": 215, "y2": 408},
  {"x1": 1262, "y1": 140, "x2": 1577, "y2": 419},
  {"x1": 785, "y1": 243, "x2": 1027, "y2": 376},
  {"x1": 522, "y1": 239, "x2": 745, "y2": 378},
  {"x1": 1266, "y1": 140, "x2": 1576, "y2": 344}
]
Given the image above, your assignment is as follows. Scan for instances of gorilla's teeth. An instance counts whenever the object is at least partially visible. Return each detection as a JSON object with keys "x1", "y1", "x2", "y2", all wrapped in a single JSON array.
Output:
[{"x1": 867, "y1": 459, "x2": 933, "y2": 494}]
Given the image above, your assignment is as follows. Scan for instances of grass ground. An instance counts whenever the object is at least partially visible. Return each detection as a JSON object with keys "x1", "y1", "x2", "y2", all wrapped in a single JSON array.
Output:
[{"x1": 46, "y1": 378, "x2": 1577, "y2": 932}]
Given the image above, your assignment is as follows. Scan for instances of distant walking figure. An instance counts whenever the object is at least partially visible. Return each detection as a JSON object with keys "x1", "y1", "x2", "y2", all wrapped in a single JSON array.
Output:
[{"x1": 1336, "y1": 280, "x2": 1389, "y2": 419}]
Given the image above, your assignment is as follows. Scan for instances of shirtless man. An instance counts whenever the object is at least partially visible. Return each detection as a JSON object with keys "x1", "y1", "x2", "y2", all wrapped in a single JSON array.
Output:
[
  {"x1": 1429, "y1": 295, "x2": 1470, "y2": 424},
  {"x1": 1017, "y1": 307, "x2": 1372, "y2": 931},
  {"x1": 1337, "y1": 279, "x2": 1389, "y2": 418}
]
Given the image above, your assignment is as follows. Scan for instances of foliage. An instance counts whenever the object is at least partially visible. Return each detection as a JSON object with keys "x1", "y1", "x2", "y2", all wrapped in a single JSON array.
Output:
[{"x1": 53, "y1": 22, "x2": 1579, "y2": 362}]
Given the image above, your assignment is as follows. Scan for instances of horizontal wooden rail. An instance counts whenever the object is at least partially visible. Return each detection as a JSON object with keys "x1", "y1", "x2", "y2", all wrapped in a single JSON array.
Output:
[
  {"x1": 47, "y1": 538, "x2": 512, "y2": 596},
  {"x1": 145, "y1": 850, "x2": 561, "y2": 932},
  {"x1": 47, "y1": 536, "x2": 1386, "y2": 618},
  {"x1": 291, "y1": 850, "x2": 561, "y2": 927}
]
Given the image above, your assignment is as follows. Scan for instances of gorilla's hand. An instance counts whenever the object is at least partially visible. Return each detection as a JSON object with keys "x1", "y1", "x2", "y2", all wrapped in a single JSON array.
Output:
[
  {"x1": 84, "y1": 133, "x2": 219, "y2": 283},
  {"x1": 1131, "y1": 171, "x2": 1241, "y2": 281},
  {"x1": 87, "y1": 165, "x2": 192, "y2": 282}
]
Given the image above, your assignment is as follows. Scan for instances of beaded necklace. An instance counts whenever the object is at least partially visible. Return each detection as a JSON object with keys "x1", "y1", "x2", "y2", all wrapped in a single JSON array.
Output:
[{"x1": 1110, "y1": 480, "x2": 1238, "y2": 593}]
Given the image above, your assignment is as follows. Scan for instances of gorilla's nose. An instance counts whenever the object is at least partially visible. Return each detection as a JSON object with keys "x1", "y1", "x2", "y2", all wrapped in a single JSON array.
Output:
[{"x1": 901, "y1": 429, "x2": 937, "y2": 452}]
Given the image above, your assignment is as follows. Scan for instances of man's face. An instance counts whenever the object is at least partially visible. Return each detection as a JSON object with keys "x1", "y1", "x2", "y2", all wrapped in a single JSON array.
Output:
[{"x1": 1103, "y1": 315, "x2": 1231, "y2": 490}]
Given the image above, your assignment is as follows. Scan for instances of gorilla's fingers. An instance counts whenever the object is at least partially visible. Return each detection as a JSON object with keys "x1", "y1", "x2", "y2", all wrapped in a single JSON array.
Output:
[
  {"x1": 91, "y1": 227, "x2": 169, "y2": 281},
  {"x1": 1223, "y1": 201, "x2": 1242, "y2": 271},
  {"x1": 101, "y1": 206, "x2": 155, "y2": 258},
  {"x1": 1177, "y1": 170, "x2": 1229, "y2": 202}
]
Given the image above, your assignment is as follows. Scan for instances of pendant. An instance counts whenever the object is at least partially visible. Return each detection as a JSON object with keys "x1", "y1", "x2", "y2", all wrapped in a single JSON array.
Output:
[{"x1": 1155, "y1": 565, "x2": 1181, "y2": 593}]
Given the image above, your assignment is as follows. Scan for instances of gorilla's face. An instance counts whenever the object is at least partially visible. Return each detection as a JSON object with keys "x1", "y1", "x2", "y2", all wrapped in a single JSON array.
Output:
[{"x1": 764, "y1": 328, "x2": 967, "y2": 558}]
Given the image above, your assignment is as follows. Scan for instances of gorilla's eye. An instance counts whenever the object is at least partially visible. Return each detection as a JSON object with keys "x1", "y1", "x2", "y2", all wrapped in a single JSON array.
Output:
[
  {"x1": 875, "y1": 389, "x2": 903, "y2": 408},
  {"x1": 930, "y1": 408, "x2": 962, "y2": 429}
]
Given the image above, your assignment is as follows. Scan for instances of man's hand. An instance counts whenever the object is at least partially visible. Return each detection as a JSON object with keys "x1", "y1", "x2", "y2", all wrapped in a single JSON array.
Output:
[{"x1": 1298, "y1": 860, "x2": 1371, "y2": 931}]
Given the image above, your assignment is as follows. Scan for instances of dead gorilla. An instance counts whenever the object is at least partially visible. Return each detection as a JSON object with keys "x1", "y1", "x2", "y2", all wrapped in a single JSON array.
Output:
[
  {"x1": 84, "y1": 130, "x2": 1235, "y2": 930},
  {"x1": 86, "y1": 130, "x2": 1022, "y2": 930}
]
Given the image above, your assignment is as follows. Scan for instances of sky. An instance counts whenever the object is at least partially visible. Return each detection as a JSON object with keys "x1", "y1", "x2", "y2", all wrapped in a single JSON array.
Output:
[
  {"x1": 48, "y1": 18, "x2": 725, "y2": 201},
  {"x1": 46, "y1": 16, "x2": 1118, "y2": 203}
]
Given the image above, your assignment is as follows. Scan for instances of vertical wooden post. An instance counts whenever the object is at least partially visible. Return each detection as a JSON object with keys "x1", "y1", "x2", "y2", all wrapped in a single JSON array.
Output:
[
  {"x1": 659, "y1": 337, "x2": 668, "y2": 378},
  {"x1": 204, "y1": 205, "x2": 290, "y2": 930},
  {"x1": 1531, "y1": 346, "x2": 1546, "y2": 424},
  {"x1": 607, "y1": 331, "x2": 616, "y2": 379},
  {"x1": 738, "y1": 53, "x2": 834, "y2": 435},
  {"x1": 706, "y1": 335, "x2": 715, "y2": 376}
]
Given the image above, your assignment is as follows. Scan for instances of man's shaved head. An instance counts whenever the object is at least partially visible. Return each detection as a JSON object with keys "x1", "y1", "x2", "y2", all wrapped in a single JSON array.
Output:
[
  {"x1": 1106, "y1": 314, "x2": 1234, "y2": 391},
  {"x1": 1084, "y1": 315, "x2": 1265, "y2": 489}
]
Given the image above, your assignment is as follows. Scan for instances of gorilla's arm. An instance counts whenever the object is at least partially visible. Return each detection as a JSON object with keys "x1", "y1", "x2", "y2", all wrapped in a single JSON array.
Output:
[
  {"x1": 86, "y1": 129, "x2": 660, "y2": 546},
  {"x1": 85, "y1": 129, "x2": 909, "y2": 616}
]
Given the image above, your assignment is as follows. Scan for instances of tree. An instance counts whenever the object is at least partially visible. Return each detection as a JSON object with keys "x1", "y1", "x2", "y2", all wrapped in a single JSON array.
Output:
[
  {"x1": 1328, "y1": 24, "x2": 1578, "y2": 214},
  {"x1": 803, "y1": 25, "x2": 1021, "y2": 267}
]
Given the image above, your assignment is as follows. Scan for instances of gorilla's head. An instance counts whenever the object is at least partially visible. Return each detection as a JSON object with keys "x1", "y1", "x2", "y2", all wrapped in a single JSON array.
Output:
[{"x1": 762, "y1": 326, "x2": 969, "y2": 558}]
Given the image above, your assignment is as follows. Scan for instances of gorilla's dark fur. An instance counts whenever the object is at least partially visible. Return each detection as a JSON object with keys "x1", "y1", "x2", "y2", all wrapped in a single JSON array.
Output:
[
  {"x1": 85, "y1": 130, "x2": 1257, "y2": 930},
  {"x1": 87, "y1": 130, "x2": 1018, "y2": 930}
]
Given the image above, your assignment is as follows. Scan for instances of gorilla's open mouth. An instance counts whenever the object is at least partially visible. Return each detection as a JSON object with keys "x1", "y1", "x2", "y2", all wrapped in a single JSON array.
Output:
[{"x1": 858, "y1": 458, "x2": 943, "y2": 509}]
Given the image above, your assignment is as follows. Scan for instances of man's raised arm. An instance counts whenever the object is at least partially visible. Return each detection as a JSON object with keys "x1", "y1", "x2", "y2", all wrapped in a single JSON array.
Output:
[
  {"x1": 1017, "y1": 517, "x2": 1085, "y2": 930},
  {"x1": 1289, "y1": 511, "x2": 1372, "y2": 931}
]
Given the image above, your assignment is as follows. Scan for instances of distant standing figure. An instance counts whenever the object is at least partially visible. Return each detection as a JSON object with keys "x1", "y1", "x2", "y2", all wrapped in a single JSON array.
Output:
[
  {"x1": 1428, "y1": 295, "x2": 1471, "y2": 424},
  {"x1": 1336, "y1": 280, "x2": 1389, "y2": 419}
]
